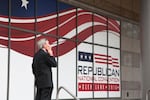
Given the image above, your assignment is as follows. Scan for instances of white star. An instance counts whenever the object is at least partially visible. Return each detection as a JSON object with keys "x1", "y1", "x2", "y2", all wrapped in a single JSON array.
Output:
[
  {"x1": 84, "y1": 55, "x2": 87, "y2": 59},
  {"x1": 80, "y1": 54, "x2": 83, "y2": 59},
  {"x1": 88, "y1": 55, "x2": 91, "y2": 60},
  {"x1": 21, "y1": 0, "x2": 29, "y2": 10}
]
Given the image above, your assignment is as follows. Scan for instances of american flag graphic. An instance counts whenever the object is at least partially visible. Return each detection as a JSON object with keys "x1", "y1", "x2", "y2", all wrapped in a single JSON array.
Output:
[
  {"x1": 0, "y1": 0, "x2": 120, "y2": 57},
  {"x1": 78, "y1": 51, "x2": 119, "y2": 67}
]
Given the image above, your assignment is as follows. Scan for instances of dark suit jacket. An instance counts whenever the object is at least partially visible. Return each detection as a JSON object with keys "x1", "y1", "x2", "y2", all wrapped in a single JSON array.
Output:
[{"x1": 32, "y1": 49, "x2": 57, "y2": 88}]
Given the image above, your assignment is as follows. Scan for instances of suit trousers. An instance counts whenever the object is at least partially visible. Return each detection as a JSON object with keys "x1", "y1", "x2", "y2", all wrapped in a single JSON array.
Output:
[{"x1": 36, "y1": 87, "x2": 53, "y2": 100}]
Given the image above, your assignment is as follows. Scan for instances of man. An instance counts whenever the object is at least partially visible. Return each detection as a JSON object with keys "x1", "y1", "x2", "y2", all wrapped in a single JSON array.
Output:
[{"x1": 32, "y1": 38, "x2": 57, "y2": 100}]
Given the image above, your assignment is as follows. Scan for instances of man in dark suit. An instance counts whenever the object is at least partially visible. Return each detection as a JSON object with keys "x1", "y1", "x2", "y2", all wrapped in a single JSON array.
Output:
[{"x1": 32, "y1": 38, "x2": 57, "y2": 100}]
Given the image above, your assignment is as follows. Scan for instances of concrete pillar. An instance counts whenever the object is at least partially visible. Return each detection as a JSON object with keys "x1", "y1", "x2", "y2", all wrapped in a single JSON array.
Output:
[{"x1": 141, "y1": 0, "x2": 150, "y2": 100}]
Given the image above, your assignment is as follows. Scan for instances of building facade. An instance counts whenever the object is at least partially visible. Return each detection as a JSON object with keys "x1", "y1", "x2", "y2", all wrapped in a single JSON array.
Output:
[{"x1": 0, "y1": 0, "x2": 141, "y2": 100}]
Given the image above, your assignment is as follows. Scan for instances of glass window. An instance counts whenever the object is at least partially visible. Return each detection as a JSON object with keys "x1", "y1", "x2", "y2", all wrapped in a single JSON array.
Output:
[
  {"x1": 108, "y1": 48, "x2": 121, "y2": 97},
  {"x1": 58, "y1": 39, "x2": 76, "y2": 99},
  {"x1": 37, "y1": 0, "x2": 57, "y2": 36},
  {"x1": 0, "y1": 27, "x2": 8, "y2": 100},
  {"x1": 77, "y1": 43, "x2": 93, "y2": 98},
  {"x1": 0, "y1": 0, "x2": 9, "y2": 25},
  {"x1": 77, "y1": 8, "x2": 93, "y2": 43},
  {"x1": 93, "y1": 14, "x2": 107, "y2": 45},
  {"x1": 94, "y1": 45, "x2": 107, "y2": 98},
  {"x1": 9, "y1": 29, "x2": 35, "y2": 100},
  {"x1": 11, "y1": 0, "x2": 35, "y2": 31},
  {"x1": 108, "y1": 18, "x2": 120, "y2": 48},
  {"x1": 58, "y1": 2, "x2": 76, "y2": 40}
]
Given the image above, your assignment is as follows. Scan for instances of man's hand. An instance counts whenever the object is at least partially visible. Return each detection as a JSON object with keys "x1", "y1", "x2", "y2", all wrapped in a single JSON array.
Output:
[{"x1": 46, "y1": 45, "x2": 54, "y2": 56}]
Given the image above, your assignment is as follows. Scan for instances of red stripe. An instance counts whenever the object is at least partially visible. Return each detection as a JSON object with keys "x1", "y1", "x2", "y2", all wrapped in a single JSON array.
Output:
[
  {"x1": 56, "y1": 25, "x2": 106, "y2": 57},
  {"x1": 112, "y1": 58, "x2": 118, "y2": 60},
  {"x1": 108, "y1": 18, "x2": 120, "y2": 29},
  {"x1": 95, "y1": 57, "x2": 114, "y2": 61},
  {"x1": 0, "y1": 9, "x2": 120, "y2": 57},
  {"x1": 113, "y1": 65, "x2": 119, "y2": 67},
  {"x1": 78, "y1": 82, "x2": 120, "y2": 91},
  {"x1": 112, "y1": 61, "x2": 118, "y2": 64},
  {"x1": 94, "y1": 57, "x2": 107, "y2": 60},
  {"x1": 94, "y1": 14, "x2": 107, "y2": 24}
]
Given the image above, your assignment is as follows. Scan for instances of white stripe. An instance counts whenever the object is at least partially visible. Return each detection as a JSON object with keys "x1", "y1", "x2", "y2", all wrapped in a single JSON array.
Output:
[
  {"x1": 0, "y1": 11, "x2": 118, "y2": 42},
  {"x1": 94, "y1": 13, "x2": 120, "y2": 32},
  {"x1": 0, "y1": 44, "x2": 7, "y2": 48},
  {"x1": 0, "y1": 21, "x2": 107, "y2": 41},
  {"x1": 0, "y1": 9, "x2": 77, "y2": 23},
  {"x1": 0, "y1": 11, "x2": 95, "y2": 41},
  {"x1": 109, "y1": 30, "x2": 120, "y2": 37},
  {"x1": 94, "y1": 13, "x2": 107, "y2": 21},
  {"x1": 108, "y1": 21, "x2": 120, "y2": 32}
]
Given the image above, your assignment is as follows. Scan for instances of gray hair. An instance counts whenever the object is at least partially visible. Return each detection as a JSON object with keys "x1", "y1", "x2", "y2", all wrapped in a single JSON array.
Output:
[{"x1": 37, "y1": 38, "x2": 48, "y2": 50}]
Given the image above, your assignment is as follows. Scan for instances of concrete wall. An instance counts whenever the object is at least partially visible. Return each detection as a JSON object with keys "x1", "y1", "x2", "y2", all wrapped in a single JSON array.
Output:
[
  {"x1": 121, "y1": 21, "x2": 142, "y2": 100},
  {"x1": 141, "y1": 0, "x2": 150, "y2": 100},
  {"x1": 59, "y1": 0, "x2": 140, "y2": 22}
]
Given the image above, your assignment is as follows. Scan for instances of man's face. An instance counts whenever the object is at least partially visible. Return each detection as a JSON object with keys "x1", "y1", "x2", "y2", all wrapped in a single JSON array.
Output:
[{"x1": 43, "y1": 40, "x2": 50, "y2": 49}]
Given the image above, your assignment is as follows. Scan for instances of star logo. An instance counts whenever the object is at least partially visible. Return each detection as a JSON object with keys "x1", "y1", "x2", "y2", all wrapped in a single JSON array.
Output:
[{"x1": 21, "y1": 0, "x2": 29, "y2": 10}]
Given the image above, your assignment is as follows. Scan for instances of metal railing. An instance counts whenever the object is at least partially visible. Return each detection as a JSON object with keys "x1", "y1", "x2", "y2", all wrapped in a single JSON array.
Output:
[
  {"x1": 56, "y1": 86, "x2": 80, "y2": 100},
  {"x1": 146, "y1": 89, "x2": 150, "y2": 100}
]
